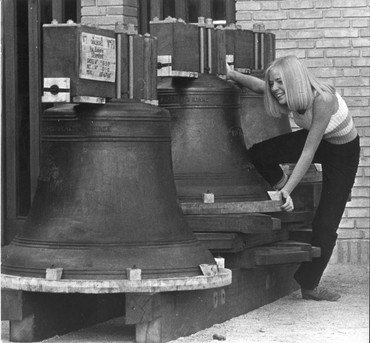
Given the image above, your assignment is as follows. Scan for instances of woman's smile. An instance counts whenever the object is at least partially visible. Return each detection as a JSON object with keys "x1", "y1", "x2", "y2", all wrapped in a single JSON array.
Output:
[{"x1": 269, "y1": 69, "x2": 287, "y2": 105}]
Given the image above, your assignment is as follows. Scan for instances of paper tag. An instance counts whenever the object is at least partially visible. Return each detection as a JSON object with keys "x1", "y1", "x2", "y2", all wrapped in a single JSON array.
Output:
[
  {"x1": 267, "y1": 191, "x2": 281, "y2": 201},
  {"x1": 314, "y1": 163, "x2": 322, "y2": 172},
  {"x1": 214, "y1": 257, "x2": 225, "y2": 269}
]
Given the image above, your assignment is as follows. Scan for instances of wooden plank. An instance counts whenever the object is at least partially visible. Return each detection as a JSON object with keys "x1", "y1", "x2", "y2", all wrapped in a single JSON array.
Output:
[
  {"x1": 139, "y1": 0, "x2": 149, "y2": 34},
  {"x1": 263, "y1": 31, "x2": 275, "y2": 69},
  {"x1": 223, "y1": 241, "x2": 317, "y2": 269},
  {"x1": 150, "y1": 0, "x2": 163, "y2": 20},
  {"x1": 2, "y1": 270, "x2": 231, "y2": 294},
  {"x1": 271, "y1": 217, "x2": 281, "y2": 230},
  {"x1": 136, "y1": 318, "x2": 161, "y2": 343},
  {"x1": 235, "y1": 29, "x2": 254, "y2": 71},
  {"x1": 186, "y1": 213, "x2": 274, "y2": 234},
  {"x1": 181, "y1": 200, "x2": 282, "y2": 215},
  {"x1": 243, "y1": 228, "x2": 289, "y2": 249},
  {"x1": 144, "y1": 35, "x2": 151, "y2": 101},
  {"x1": 150, "y1": 34, "x2": 158, "y2": 100},
  {"x1": 28, "y1": 0, "x2": 42, "y2": 201},
  {"x1": 289, "y1": 229, "x2": 312, "y2": 244},
  {"x1": 174, "y1": 0, "x2": 188, "y2": 21},
  {"x1": 194, "y1": 232, "x2": 244, "y2": 252},
  {"x1": 254, "y1": 247, "x2": 311, "y2": 266},
  {"x1": 269, "y1": 211, "x2": 313, "y2": 232},
  {"x1": 225, "y1": 0, "x2": 236, "y2": 24},
  {"x1": 173, "y1": 21, "x2": 200, "y2": 73},
  {"x1": 3, "y1": 0, "x2": 18, "y2": 244},
  {"x1": 119, "y1": 32, "x2": 130, "y2": 99},
  {"x1": 212, "y1": 26, "x2": 226, "y2": 75},
  {"x1": 125, "y1": 293, "x2": 161, "y2": 325},
  {"x1": 150, "y1": 21, "x2": 174, "y2": 56},
  {"x1": 75, "y1": 0, "x2": 81, "y2": 22},
  {"x1": 199, "y1": 0, "x2": 212, "y2": 18},
  {"x1": 194, "y1": 227, "x2": 288, "y2": 253},
  {"x1": 52, "y1": 0, "x2": 64, "y2": 23},
  {"x1": 270, "y1": 211, "x2": 313, "y2": 224},
  {"x1": 133, "y1": 34, "x2": 145, "y2": 100},
  {"x1": 272, "y1": 241, "x2": 321, "y2": 258},
  {"x1": 1, "y1": 290, "x2": 23, "y2": 320}
]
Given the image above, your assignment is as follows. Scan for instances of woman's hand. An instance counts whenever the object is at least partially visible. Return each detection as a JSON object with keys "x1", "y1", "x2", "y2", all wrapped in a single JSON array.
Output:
[
  {"x1": 225, "y1": 62, "x2": 233, "y2": 80},
  {"x1": 280, "y1": 189, "x2": 294, "y2": 212}
]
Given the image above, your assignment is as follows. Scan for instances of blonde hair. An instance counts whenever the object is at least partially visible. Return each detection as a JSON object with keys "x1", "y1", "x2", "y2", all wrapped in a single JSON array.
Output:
[{"x1": 264, "y1": 55, "x2": 335, "y2": 117}]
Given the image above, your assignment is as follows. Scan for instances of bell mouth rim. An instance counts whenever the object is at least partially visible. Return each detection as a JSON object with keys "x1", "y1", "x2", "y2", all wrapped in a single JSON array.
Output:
[{"x1": 1, "y1": 268, "x2": 232, "y2": 293}]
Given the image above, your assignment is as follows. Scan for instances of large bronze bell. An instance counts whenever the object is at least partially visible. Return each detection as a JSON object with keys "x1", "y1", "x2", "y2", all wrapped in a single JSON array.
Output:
[
  {"x1": 157, "y1": 74, "x2": 271, "y2": 202},
  {"x1": 240, "y1": 87, "x2": 291, "y2": 149},
  {"x1": 2, "y1": 100, "x2": 216, "y2": 279}
]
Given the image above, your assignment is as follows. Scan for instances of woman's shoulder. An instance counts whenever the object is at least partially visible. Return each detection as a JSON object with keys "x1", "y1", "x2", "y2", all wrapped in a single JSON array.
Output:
[
  {"x1": 313, "y1": 91, "x2": 338, "y2": 114},
  {"x1": 314, "y1": 90, "x2": 337, "y2": 105}
]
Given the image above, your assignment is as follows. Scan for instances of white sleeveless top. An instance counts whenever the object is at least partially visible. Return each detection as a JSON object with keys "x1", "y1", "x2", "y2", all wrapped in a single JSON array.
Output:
[{"x1": 292, "y1": 92, "x2": 357, "y2": 144}]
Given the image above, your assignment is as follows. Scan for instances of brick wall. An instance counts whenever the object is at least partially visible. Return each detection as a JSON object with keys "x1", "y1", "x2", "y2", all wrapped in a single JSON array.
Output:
[
  {"x1": 81, "y1": 0, "x2": 138, "y2": 29},
  {"x1": 236, "y1": 0, "x2": 370, "y2": 264}
]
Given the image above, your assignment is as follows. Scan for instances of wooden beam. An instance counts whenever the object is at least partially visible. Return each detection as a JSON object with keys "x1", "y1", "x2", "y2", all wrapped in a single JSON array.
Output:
[
  {"x1": 186, "y1": 213, "x2": 275, "y2": 234},
  {"x1": 254, "y1": 247, "x2": 311, "y2": 266},
  {"x1": 28, "y1": 0, "x2": 42, "y2": 201},
  {"x1": 52, "y1": 0, "x2": 64, "y2": 23},
  {"x1": 150, "y1": 0, "x2": 163, "y2": 20},
  {"x1": 225, "y1": 0, "x2": 236, "y2": 24},
  {"x1": 3, "y1": 0, "x2": 18, "y2": 242},
  {"x1": 181, "y1": 200, "x2": 282, "y2": 215},
  {"x1": 139, "y1": 0, "x2": 149, "y2": 34},
  {"x1": 174, "y1": 0, "x2": 188, "y2": 21},
  {"x1": 195, "y1": 232, "x2": 244, "y2": 252},
  {"x1": 75, "y1": 0, "x2": 81, "y2": 22},
  {"x1": 199, "y1": 0, "x2": 212, "y2": 18}
]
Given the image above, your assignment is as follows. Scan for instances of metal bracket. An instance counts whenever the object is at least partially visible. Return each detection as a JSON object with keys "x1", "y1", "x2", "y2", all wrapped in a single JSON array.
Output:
[{"x1": 42, "y1": 78, "x2": 70, "y2": 103}]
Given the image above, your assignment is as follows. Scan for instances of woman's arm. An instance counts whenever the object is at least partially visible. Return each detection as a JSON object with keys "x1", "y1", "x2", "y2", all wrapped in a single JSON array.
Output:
[
  {"x1": 227, "y1": 68, "x2": 265, "y2": 94},
  {"x1": 281, "y1": 93, "x2": 337, "y2": 197}
]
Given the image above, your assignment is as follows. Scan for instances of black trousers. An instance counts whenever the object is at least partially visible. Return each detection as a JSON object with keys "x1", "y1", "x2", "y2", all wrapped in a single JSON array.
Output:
[{"x1": 249, "y1": 130, "x2": 360, "y2": 289}]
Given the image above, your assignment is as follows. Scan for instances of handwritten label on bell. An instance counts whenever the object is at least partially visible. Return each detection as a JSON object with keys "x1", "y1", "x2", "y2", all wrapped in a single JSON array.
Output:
[{"x1": 79, "y1": 32, "x2": 116, "y2": 83}]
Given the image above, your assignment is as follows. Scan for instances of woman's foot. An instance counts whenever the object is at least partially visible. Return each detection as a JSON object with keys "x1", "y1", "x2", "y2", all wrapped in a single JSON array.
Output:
[{"x1": 301, "y1": 287, "x2": 341, "y2": 301}]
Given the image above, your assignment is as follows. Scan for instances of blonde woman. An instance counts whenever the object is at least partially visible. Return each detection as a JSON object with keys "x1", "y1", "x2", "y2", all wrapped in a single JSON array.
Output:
[{"x1": 227, "y1": 55, "x2": 360, "y2": 301}]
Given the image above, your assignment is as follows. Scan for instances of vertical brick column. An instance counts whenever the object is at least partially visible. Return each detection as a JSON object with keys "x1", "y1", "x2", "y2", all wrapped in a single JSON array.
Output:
[
  {"x1": 236, "y1": 0, "x2": 370, "y2": 264},
  {"x1": 81, "y1": 0, "x2": 138, "y2": 29}
]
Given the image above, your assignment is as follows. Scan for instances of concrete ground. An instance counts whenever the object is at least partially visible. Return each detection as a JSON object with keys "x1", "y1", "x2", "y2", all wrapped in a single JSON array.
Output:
[{"x1": 2, "y1": 263, "x2": 369, "y2": 343}]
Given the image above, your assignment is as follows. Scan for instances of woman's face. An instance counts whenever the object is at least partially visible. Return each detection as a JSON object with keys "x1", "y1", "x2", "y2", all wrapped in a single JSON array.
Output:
[{"x1": 268, "y1": 69, "x2": 287, "y2": 105}]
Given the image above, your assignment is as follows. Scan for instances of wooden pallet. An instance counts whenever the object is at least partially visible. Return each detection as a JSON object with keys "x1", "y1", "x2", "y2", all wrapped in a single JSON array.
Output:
[{"x1": 2, "y1": 264, "x2": 299, "y2": 343}]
